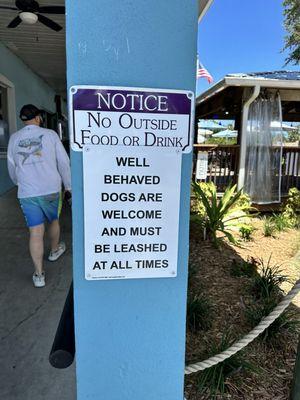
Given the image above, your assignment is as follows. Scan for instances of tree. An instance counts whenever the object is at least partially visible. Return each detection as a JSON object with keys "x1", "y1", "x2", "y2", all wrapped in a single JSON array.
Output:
[
  {"x1": 287, "y1": 128, "x2": 300, "y2": 143},
  {"x1": 283, "y1": 0, "x2": 300, "y2": 65}
]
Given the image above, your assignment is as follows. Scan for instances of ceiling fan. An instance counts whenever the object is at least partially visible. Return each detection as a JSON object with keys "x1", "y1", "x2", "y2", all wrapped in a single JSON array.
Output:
[{"x1": 0, "y1": 0, "x2": 65, "y2": 31}]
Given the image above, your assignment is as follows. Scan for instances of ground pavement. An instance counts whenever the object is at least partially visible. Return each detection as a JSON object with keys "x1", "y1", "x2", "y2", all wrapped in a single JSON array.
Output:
[{"x1": 0, "y1": 189, "x2": 76, "y2": 400}]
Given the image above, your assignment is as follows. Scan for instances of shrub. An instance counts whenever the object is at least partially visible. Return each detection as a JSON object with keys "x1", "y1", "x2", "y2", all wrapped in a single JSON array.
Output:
[
  {"x1": 236, "y1": 192, "x2": 252, "y2": 211},
  {"x1": 205, "y1": 137, "x2": 237, "y2": 145},
  {"x1": 252, "y1": 257, "x2": 288, "y2": 300},
  {"x1": 186, "y1": 293, "x2": 213, "y2": 333},
  {"x1": 262, "y1": 217, "x2": 276, "y2": 237},
  {"x1": 197, "y1": 332, "x2": 257, "y2": 399},
  {"x1": 282, "y1": 187, "x2": 300, "y2": 228},
  {"x1": 239, "y1": 224, "x2": 255, "y2": 241},
  {"x1": 191, "y1": 181, "x2": 215, "y2": 218},
  {"x1": 230, "y1": 257, "x2": 258, "y2": 278},
  {"x1": 192, "y1": 182, "x2": 251, "y2": 248}
]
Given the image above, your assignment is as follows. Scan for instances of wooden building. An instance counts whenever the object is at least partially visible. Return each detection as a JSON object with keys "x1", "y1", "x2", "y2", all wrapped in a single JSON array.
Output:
[{"x1": 195, "y1": 71, "x2": 300, "y2": 204}]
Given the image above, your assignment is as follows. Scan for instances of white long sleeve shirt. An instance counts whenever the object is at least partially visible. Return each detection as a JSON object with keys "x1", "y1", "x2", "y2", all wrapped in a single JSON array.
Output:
[{"x1": 7, "y1": 124, "x2": 71, "y2": 199}]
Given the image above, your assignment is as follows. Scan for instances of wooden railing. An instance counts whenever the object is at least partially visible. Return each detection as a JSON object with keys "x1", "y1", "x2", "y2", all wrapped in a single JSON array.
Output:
[
  {"x1": 281, "y1": 146, "x2": 300, "y2": 195},
  {"x1": 193, "y1": 144, "x2": 300, "y2": 196},
  {"x1": 193, "y1": 144, "x2": 240, "y2": 192}
]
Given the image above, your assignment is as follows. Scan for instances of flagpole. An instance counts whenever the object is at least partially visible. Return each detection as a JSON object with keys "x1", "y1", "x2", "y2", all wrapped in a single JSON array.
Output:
[{"x1": 196, "y1": 55, "x2": 200, "y2": 96}]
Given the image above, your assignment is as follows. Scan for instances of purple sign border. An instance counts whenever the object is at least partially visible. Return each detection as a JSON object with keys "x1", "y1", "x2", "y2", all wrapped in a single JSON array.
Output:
[{"x1": 70, "y1": 86, "x2": 194, "y2": 152}]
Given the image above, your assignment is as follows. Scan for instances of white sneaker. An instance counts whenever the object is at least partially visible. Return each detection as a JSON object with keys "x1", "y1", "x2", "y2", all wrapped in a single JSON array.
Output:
[
  {"x1": 48, "y1": 242, "x2": 66, "y2": 262},
  {"x1": 33, "y1": 272, "x2": 45, "y2": 288}
]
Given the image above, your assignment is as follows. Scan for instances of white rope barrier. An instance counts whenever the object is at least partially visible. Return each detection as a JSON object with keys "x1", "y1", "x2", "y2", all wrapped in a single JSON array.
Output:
[{"x1": 185, "y1": 280, "x2": 300, "y2": 375}]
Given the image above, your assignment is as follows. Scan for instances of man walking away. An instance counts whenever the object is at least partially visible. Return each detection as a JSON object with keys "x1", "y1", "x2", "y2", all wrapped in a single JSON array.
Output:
[{"x1": 7, "y1": 104, "x2": 71, "y2": 288}]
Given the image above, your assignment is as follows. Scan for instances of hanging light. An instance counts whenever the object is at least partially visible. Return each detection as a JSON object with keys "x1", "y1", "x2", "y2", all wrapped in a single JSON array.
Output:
[{"x1": 19, "y1": 12, "x2": 38, "y2": 25}]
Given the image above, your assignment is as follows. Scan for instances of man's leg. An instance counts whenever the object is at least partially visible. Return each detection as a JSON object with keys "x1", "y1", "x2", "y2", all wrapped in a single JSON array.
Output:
[
  {"x1": 49, "y1": 219, "x2": 60, "y2": 252},
  {"x1": 48, "y1": 218, "x2": 66, "y2": 261},
  {"x1": 29, "y1": 223, "x2": 45, "y2": 275},
  {"x1": 44, "y1": 194, "x2": 66, "y2": 261}
]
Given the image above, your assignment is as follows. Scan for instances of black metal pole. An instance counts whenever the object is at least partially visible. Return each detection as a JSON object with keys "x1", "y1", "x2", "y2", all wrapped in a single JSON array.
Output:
[{"x1": 49, "y1": 282, "x2": 75, "y2": 369}]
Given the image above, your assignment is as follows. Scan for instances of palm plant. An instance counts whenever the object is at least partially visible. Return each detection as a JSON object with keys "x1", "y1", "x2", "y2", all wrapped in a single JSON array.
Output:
[{"x1": 192, "y1": 183, "x2": 250, "y2": 248}]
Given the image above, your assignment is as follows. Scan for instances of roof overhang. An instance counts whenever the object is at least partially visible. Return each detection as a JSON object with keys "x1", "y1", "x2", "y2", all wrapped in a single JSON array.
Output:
[
  {"x1": 199, "y1": 0, "x2": 213, "y2": 21},
  {"x1": 196, "y1": 76, "x2": 300, "y2": 122},
  {"x1": 197, "y1": 76, "x2": 300, "y2": 105}
]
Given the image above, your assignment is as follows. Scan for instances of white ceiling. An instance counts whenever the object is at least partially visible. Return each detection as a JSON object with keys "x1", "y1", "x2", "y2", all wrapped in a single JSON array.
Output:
[
  {"x1": 0, "y1": 0, "x2": 211, "y2": 97},
  {"x1": 0, "y1": 0, "x2": 66, "y2": 95}
]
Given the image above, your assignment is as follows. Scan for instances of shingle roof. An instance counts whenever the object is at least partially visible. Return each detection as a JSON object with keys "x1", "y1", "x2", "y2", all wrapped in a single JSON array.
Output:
[{"x1": 227, "y1": 70, "x2": 300, "y2": 81}]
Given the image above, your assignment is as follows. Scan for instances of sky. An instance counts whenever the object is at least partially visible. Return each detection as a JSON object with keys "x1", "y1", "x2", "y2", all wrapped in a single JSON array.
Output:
[{"x1": 197, "y1": 0, "x2": 299, "y2": 95}]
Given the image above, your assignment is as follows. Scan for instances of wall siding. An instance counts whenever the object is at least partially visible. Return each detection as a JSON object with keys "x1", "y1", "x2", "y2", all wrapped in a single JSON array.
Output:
[{"x1": 0, "y1": 42, "x2": 57, "y2": 195}]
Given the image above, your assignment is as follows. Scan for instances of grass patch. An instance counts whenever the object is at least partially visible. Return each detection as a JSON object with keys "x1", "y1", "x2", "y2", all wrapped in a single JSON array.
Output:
[
  {"x1": 262, "y1": 213, "x2": 292, "y2": 238},
  {"x1": 245, "y1": 256, "x2": 297, "y2": 347},
  {"x1": 246, "y1": 299, "x2": 300, "y2": 345},
  {"x1": 262, "y1": 217, "x2": 277, "y2": 237},
  {"x1": 271, "y1": 213, "x2": 291, "y2": 232},
  {"x1": 252, "y1": 257, "x2": 288, "y2": 300},
  {"x1": 196, "y1": 332, "x2": 257, "y2": 399}
]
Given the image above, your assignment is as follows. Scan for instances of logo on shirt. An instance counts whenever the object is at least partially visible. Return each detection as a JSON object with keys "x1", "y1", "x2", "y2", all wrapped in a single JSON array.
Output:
[{"x1": 17, "y1": 135, "x2": 43, "y2": 165}]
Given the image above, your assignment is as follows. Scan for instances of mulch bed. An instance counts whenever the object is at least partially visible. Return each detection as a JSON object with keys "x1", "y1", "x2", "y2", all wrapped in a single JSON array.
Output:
[{"x1": 185, "y1": 220, "x2": 300, "y2": 400}]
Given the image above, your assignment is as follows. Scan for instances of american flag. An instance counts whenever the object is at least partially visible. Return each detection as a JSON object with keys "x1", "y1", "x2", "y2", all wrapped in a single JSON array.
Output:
[{"x1": 197, "y1": 59, "x2": 213, "y2": 84}]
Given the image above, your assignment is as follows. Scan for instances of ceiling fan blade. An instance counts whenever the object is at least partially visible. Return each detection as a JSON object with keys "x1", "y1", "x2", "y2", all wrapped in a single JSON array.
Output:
[
  {"x1": 38, "y1": 6, "x2": 65, "y2": 14},
  {"x1": 0, "y1": 5, "x2": 18, "y2": 10},
  {"x1": 37, "y1": 13, "x2": 62, "y2": 31},
  {"x1": 7, "y1": 16, "x2": 22, "y2": 28}
]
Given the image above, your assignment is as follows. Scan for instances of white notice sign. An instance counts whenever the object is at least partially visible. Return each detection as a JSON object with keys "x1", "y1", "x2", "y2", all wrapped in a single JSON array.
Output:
[
  {"x1": 69, "y1": 86, "x2": 194, "y2": 153},
  {"x1": 196, "y1": 151, "x2": 208, "y2": 180},
  {"x1": 83, "y1": 146, "x2": 182, "y2": 280}
]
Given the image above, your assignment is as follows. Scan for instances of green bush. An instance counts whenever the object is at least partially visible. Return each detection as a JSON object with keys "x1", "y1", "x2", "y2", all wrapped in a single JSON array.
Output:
[
  {"x1": 192, "y1": 182, "x2": 251, "y2": 248},
  {"x1": 205, "y1": 137, "x2": 237, "y2": 145},
  {"x1": 239, "y1": 224, "x2": 255, "y2": 241},
  {"x1": 186, "y1": 293, "x2": 213, "y2": 333},
  {"x1": 282, "y1": 187, "x2": 300, "y2": 228},
  {"x1": 236, "y1": 192, "x2": 252, "y2": 211},
  {"x1": 191, "y1": 181, "x2": 215, "y2": 218}
]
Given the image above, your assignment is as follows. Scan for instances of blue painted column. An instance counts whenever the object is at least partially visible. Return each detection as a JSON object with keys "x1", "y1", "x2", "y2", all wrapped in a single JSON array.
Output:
[{"x1": 66, "y1": 2, "x2": 198, "y2": 399}]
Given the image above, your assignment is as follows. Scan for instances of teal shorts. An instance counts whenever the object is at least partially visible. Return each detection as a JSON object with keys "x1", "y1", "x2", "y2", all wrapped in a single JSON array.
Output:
[{"x1": 19, "y1": 193, "x2": 62, "y2": 228}]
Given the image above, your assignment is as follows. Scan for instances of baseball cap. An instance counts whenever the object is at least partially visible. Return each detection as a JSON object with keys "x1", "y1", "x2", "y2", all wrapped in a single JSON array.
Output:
[{"x1": 19, "y1": 104, "x2": 41, "y2": 121}]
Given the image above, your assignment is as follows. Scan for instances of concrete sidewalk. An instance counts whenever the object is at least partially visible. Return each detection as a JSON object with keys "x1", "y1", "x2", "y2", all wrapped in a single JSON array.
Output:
[{"x1": 0, "y1": 189, "x2": 76, "y2": 400}]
